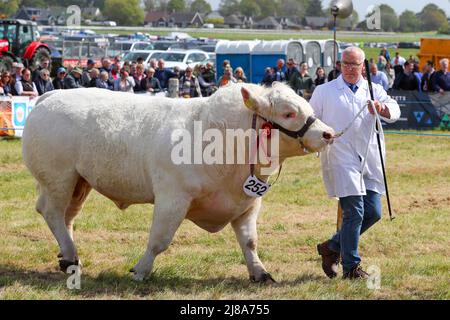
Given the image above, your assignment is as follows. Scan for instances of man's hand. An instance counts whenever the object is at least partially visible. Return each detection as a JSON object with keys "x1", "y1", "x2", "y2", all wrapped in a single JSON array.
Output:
[{"x1": 368, "y1": 100, "x2": 391, "y2": 119}]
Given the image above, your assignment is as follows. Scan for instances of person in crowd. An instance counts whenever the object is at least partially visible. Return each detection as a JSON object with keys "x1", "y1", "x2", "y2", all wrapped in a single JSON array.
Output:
[
  {"x1": 377, "y1": 55, "x2": 387, "y2": 72},
  {"x1": 113, "y1": 67, "x2": 135, "y2": 93},
  {"x1": 290, "y1": 61, "x2": 313, "y2": 97},
  {"x1": 327, "y1": 60, "x2": 342, "y2": 81},
  {"x1": 99, "y1": 58, "x2": 112, "y2": 77},
  {"x1": 0, "y1": 71, "x2": 13, "y2": 96},
  {"x1": 140, "y1": 67, "x2": 161, "y2": 94},
  {"x1": 88, "y1": 68, "x2": 100, "y2": 88},
  {"x1": 133, "y1": 64, "x2": 146, "y2": 92},
  {"x1": 393, "y1": 61, "x2": 419, "y2": 91},
  {"x1": 369, "y1": 63, "x2": 389, "y2": 91},
  {"x1": 420, "y1": 61, "x2": 435, "y2": 92},
  {"x1": 148, "y1": 59, "x2": 158, "y2": 71},
  {"x1": 129, "y1": 62, "x2": 137, "y2": 78},
  {"x1": 413, "y1": 62, "x2": 423, "y2": 92},
  {"x1": 34, "y1": 68, "x2": 54, "y2": 95},
  {"x1": 285, "y1": 58, "x2": 300, "y2": 82},
  {"x1": 314, "y1": 67, "x2": 326, "y2": 87},
  {"x1": 222, "y1": 59, "x2": 231, "y2": 72},
  {"x1": 172, "y1": 66, "x2": 181, "y2": 79},
  {"x1": 261, "y1": 67, "x2": 274, "y2": 87},
  {"x1": 391, "y1": 52, "x2": 406, "y2": 76},
  {"x1": 64, "y1": 67, "x2": 85, "y2": 89},
  {"x1": 15, "y1": 68, "x2": 38, "y2": 98},
  {"x1": 12, "y1": 62, "x2": 24, "y2": 83},
  {"x1": 179, "y1": 66, "x2": 202, "y2": 98},
  {"x1": 217, "y1": 66, "x2": 237, "y2": 87},
  {"x1": 234, "y1": 67, "x2": 248, "y2": 83},
  {"x1": 311, "y1": 46, "x2": 400, "y2": 280},
  {"x1": 383, "y1": 62, "x2": 395, "y2": 89},
  {"x1": 111, "y1": 63, "x2": 120, "y2": 80},
  {"x1": 53, "y1": 67, "x2": 67, "y2": 90},
  {"x1": 82, "y1": 59, "x2": 96, "y2": 87},
  {"x1": 155, "y1": 59, "x2": 177, "y2": 90},
  {"x1": 32, "y1": 58, "x2": 50, "y2": 82},
  {"x1": 96, "y1": 71, "x2": 112, "y2": 90},
  {"x1": 202, "y1": 62, "x2": 216, "y2": 83},
  {"x1": 379, "y1": 47, "x2": 391, "y2": 62},
  {"x1": 273, "y1": 59, "x2": 286, "y2": 82},
  {"x1": 198, "y1": 64, "x2": 216, "y2": 97},
  {"x1": 433, "y1": 58, "x2": 450, "y2": 93}
]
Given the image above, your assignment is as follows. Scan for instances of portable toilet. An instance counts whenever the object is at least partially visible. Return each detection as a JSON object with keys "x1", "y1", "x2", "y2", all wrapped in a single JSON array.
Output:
[
  {"x1": 300, "y1": 40, "x2": 322, "y2": 75},
  {"x1": 319, "y1": 40, "x2": 341, "y2": 76},
  {"x1": 250, "y1": 40, "x2": 304, "y2": 84},
  {"x1": 215, "y1": 40, "x2": 258, "y2": 81}
]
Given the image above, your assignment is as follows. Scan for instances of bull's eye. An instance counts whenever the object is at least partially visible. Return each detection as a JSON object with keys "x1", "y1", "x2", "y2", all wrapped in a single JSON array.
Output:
[{"x1": 284, "y1": 112, "x2": 297, "y2": 119}]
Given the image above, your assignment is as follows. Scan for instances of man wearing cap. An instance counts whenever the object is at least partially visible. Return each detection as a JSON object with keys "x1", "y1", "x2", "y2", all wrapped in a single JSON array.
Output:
[
  {"x1": 82, "y1": 59, "x2": 96, "y2": 87},
  {"x1": 64, "y1": 67, "x2": 85, "y2": 89},
  {"x1": 53, "y1": 67, "x2": 67, "y2": 90},
  {"x1": 32, "y1": 58, "x2": 50, "y2": 82}
]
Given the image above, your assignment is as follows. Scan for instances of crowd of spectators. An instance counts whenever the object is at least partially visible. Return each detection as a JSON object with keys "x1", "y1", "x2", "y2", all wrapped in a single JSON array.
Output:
[{"x1": 1, "y1": 48, "x2": 448, "y2": 100}]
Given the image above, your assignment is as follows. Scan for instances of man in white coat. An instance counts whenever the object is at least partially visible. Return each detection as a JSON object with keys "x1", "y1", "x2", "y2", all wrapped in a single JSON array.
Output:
[{"x1": 309, "y1": 47, "x2": 400, "y2": 279}]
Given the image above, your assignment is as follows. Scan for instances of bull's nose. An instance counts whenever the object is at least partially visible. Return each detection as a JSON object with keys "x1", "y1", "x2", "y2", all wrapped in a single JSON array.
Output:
[{"x1": 323, "y1": 131, "x2": 333, "y2": 140}]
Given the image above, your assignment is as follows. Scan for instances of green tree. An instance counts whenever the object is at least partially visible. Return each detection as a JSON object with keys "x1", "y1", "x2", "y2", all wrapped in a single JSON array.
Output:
[
  {"x1": 418, "y1": 4, "x2": 448, "y2": 31},
  {"x1": 258, "y1": 0, "x2": 279, "y2": 17},
  {"x1": 279, "y1": 0, "x2": 308, "y2": 19},
  {"x1": 189, "y1": 0, "x2": 212, "y2": 14},
  {"x1": 305, "y1": 0, "x2": 325, "y2": 17},
  {"x1": 378, "y1": 4, "x2": 399, "y2": 31},
  {"x1": 219, "y1": 0, "x2": 240, "y2": 16},
  {"x1": 167, "y1": 0, "x2": 186, "y2": 12},
  {"x1": 399, "y1": 10, "x2": 420, "y2": 32},
  {"x1": 239, "y1": 0, "x2": 261, "y2": 17},
  {"x1": 144, "y1": 0, "x2": 158, "y2": 11},
  {"x1": 0, "y1": 0, "x2": 20, "y2": 17},
  {"x1": 103, "y1": 0, "x2": 144, "y2": 26}
]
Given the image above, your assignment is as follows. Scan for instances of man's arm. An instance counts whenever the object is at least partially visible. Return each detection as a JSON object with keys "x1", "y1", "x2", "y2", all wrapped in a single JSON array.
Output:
[{"x1": 373, "y1": 84, "x2": 400, "y2": 123}]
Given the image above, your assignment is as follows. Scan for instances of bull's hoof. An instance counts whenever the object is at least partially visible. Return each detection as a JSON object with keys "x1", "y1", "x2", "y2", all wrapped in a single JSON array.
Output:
[
  {"x1": 250, "y1": 272, "x2": 277, "y2": 284},
  {"x1": 59, "y1": 259, "x2": 79, "y2": 273}
]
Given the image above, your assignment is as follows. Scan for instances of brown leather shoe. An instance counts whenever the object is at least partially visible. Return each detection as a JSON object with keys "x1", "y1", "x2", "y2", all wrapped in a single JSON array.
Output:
[
  {"x1": 317, "y1": 240, "x2": 340, "y2": 278},
  {"x1": 343, "y1": 264, "x2": 369, "y2": 280}
]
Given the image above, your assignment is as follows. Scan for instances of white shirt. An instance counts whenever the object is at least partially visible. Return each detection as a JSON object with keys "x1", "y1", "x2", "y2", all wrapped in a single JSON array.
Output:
[
  {"x1": 392, "y1": 55, "x2": 406, "y2": 66},
  {"x1": 309, "y1": 75, "x2": 401, "y2": 198}
]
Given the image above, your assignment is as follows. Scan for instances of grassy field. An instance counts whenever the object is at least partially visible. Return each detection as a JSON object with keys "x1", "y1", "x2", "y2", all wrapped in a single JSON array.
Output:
[{"x1": 0, "y1": 133, "x2": 449, "y2": 300}]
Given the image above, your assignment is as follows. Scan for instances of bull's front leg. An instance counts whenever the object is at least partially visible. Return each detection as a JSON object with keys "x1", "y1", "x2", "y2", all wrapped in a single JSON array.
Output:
[
  {"x1": 231, "y1": 198, "x2": 276, "y2": 283},
  {"x1": 130, "y1": 193, "x2": 192, "y2": 281}
]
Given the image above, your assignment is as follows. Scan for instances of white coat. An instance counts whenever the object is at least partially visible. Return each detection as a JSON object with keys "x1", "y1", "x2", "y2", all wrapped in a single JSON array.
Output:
[{"x1": 310, "y1": 75, "x2": 401, "y2": 198}]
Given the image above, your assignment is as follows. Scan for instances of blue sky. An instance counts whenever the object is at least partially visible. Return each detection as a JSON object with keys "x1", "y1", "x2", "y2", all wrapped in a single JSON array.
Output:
[{"x1": 207, "y1": 0, "x2": 450, "y2": 18}]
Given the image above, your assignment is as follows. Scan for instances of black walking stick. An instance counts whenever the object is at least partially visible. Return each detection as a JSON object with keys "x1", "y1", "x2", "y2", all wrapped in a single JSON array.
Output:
[{"x1": 364, "y1": 59, "x2": 395, "y2": 221}]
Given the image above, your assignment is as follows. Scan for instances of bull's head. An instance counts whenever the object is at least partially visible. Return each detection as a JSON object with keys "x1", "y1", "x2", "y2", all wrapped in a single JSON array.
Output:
[{"x1": 241, "y1": 82, "x2": 334, "y2": 158}]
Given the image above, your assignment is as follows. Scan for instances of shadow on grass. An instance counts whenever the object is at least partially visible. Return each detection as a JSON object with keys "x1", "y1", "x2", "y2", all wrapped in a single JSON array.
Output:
[{"x1": 0, "y1": 264, "x2": 329, "y2": 299}]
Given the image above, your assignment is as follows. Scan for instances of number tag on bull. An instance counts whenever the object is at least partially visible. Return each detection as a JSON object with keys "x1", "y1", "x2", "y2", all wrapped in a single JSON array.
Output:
[{"x1": 243, "y1": 175, "x2": 271, "y2": 198}]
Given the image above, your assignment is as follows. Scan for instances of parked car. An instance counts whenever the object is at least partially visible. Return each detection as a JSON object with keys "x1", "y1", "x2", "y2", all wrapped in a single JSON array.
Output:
[
  {"x1": 149, "y1": 50, "x2": 209, "y2": 71},
  {"x1": 121, "y1": 50, "x2": 165, "y2": 67}
]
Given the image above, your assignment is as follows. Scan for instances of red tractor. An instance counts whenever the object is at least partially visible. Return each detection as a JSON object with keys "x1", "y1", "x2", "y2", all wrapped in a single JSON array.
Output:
[{"x1": 0, "y1": 19, "x2": 51, "y2": 72}]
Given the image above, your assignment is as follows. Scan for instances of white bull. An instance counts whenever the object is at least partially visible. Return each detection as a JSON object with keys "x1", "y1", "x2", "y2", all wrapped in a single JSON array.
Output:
[{"x1": 22, "y1": 83, "x2": 334, "y2": 282}]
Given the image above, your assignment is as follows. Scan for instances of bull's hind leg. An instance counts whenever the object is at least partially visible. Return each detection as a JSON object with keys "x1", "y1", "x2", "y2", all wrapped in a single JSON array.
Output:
[
  {"x1": 36, "y1": 173, "x2": 81, "y2": 271},
  {"x1": 56, "y1": 177, "x2": 92, "y2": 258},
  {"x1": 65, "y1": 177, "x2": 92, "y2": 240},
  {"x1": 231, "y1": 198, "x2": 276, "y2": 283},
  {"x1": 131, "y1": 193, "x2": 191, "y2": 281}
]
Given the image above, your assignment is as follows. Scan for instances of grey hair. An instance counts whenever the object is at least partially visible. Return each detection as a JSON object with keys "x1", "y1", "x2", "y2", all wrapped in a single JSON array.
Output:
[{"x1": 342, "y1": 47, "x2": 365, "y2": 63}]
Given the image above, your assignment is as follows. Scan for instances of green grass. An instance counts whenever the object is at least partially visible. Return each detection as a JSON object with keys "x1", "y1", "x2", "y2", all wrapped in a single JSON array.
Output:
[{"x1": 0, "y1": 133, "x2": 449, "y2": 299}]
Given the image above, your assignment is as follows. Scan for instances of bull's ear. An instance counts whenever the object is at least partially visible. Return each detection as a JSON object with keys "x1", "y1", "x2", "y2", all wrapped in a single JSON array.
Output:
[{"x1": 241, "y1": 85, "x2": 269, "y2": 114}]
